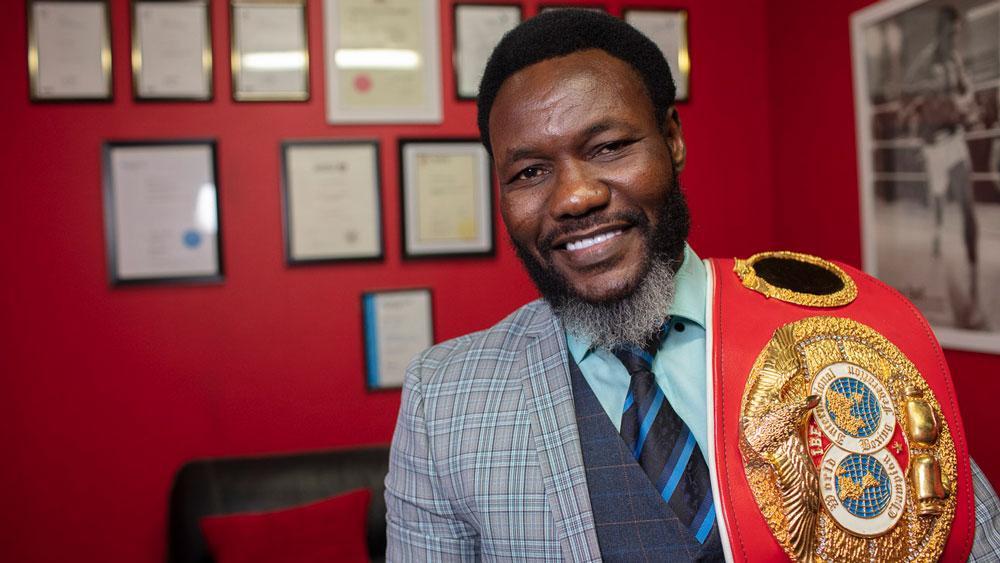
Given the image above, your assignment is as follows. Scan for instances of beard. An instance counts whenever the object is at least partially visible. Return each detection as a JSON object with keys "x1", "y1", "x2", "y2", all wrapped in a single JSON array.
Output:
[{"x1": 511, "y1": 176, "x2": 691, "y2": 350}]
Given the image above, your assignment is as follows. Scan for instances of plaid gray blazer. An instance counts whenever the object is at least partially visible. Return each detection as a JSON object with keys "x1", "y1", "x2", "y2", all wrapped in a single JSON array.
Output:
[
  {"x1": 385, "y1": 299, "x2": 1000, "y2": 562},
  {"x1": 385, "y1": 299, "x2": 600, "y2": 562}
]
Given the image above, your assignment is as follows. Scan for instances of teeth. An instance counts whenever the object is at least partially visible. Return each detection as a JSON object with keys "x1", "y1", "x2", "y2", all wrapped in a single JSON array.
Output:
[{"x1": 566, "y1": 230, "x2": 622, "y2": 251}]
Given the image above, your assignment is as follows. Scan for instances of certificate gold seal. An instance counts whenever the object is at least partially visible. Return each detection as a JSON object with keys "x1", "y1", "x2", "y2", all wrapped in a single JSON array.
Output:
[{"x1": 739, "y1": 317, "x2": 956, "y2": 562}]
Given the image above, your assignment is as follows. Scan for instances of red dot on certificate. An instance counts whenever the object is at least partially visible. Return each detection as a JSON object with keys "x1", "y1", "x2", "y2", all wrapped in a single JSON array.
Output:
[{"x1": 354, "y1": 75, "x2": 372, "y2": 93}]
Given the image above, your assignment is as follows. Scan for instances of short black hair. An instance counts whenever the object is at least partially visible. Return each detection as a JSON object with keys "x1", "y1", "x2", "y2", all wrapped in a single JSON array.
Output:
[{"x1": 477, "y1": 9, "x2": 676, "y2": 155}]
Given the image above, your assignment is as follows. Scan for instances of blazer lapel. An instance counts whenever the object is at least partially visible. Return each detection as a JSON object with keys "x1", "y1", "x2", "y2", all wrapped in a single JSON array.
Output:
[{"x1": 518, "y1": 307, "x2": 601, "y2": 562}]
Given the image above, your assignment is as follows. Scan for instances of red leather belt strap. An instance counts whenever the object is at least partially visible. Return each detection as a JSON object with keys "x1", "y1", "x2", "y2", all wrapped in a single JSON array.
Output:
[{"x1": 707, "y1": 257, "x2": 974, "y2": 562}]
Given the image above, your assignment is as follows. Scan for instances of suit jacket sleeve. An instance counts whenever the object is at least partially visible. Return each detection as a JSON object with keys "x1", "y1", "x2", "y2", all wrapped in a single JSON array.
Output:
[
  {"x1": 385, "y1": 353, "x2": 480, "y2": 562},
  {"x1": 970, "y1": 457, "x2": 1000, "y2": 561}
]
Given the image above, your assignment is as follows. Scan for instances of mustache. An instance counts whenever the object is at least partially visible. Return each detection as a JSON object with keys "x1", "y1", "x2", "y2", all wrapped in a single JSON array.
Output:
[{"x1": 538, "y1": 209, "x2": 649, "y2": 252}]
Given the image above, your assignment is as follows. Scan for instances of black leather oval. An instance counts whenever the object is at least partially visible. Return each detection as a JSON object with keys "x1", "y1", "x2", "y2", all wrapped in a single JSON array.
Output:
[{"x1": 752, "y1": 256, "x2": 845, "y2": 296}]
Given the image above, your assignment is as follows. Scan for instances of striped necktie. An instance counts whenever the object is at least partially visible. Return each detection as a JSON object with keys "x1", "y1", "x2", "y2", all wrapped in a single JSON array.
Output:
[{"x1": 615, "y1": 322, "x2": 717, "y2": 544}]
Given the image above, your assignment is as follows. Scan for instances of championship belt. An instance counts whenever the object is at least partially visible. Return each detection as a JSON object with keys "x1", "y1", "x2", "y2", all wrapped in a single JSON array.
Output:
[{"x1": 708, "y1": 252, "x2": 975, "y2": 562}]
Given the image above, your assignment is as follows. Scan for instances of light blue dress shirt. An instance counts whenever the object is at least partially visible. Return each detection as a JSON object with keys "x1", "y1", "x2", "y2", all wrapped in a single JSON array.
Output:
[{"x1": 566, "y1": 244, "x2": 709, "y2": 453}]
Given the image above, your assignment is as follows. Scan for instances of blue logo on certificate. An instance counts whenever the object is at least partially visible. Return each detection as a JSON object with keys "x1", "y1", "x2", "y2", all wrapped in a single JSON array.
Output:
[{"x1": 182, "y1": 230, "x2": 202, "y2": 248}]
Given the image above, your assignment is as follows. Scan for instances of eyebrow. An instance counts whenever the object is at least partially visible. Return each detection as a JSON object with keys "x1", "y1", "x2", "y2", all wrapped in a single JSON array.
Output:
[
  {"x1": 582, "y1": 120, "x2": 617, "y2": 139},
  {"x1": 500, "y1": 119, "x2": 632, "y2": 166},
  {"x1": 504, "y1": 146, "x2": 543, "y2": 165}
]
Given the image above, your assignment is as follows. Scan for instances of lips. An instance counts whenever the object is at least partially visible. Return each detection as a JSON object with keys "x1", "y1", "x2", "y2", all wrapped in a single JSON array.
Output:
[{"x1": 564, "y1": 229, "x2": 623, "y2": 251}]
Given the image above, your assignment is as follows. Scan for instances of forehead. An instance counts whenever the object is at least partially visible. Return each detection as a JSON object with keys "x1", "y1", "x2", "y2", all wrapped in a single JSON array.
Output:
[{"x1": 488, "y1": 50, "x2": 654, "y2": 154}]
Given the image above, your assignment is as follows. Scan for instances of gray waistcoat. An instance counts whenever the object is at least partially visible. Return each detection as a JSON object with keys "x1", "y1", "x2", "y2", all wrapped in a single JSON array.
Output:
[{"x1": 567, "y1": 355, "x2": 724, "y2": 562}]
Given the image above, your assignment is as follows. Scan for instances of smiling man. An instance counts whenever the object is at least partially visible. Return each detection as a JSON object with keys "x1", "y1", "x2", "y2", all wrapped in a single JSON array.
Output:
[
  {"x1": 490, "y1": 47, "x2": 689, "y2": 351},
  {"x1": 385, "y1": 9, "x2": 1000, "y2": 563}
]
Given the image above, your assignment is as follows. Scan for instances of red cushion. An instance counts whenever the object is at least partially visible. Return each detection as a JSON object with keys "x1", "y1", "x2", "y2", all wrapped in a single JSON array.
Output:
[{"x1": 199, "y1": 488, "x2": 371, "y2": 563}]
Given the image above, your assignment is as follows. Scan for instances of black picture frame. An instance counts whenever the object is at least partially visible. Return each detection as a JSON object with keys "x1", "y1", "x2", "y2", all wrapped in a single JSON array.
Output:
[
  {"x1": 398, "y1": 138, "x2": 496, "y2": 259},
  {"x1": 279, "y1": 139, "x2": 384, "y2": 265},
  {"x1": 102, "y1": 139, "x2": 225, "y2": 286}
]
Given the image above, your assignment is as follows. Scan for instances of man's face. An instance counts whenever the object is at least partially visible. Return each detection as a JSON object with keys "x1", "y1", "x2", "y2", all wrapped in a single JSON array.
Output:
[{"x1": 489, "y1": 49, "x2": 687, "y2": 305}]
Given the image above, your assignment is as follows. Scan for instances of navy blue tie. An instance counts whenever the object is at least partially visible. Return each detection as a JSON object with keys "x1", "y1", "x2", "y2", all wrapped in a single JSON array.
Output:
[{"x1": 615, "y1": 322, "x2": 717, "y2": 544}]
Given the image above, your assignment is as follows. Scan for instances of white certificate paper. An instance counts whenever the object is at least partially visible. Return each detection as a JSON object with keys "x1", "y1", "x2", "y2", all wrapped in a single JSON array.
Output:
[
  {"x1": 133, "y1": 1, "x2": 211, "y2": 99},
  {"x1": 323, "y1": 0, "x2": 442, "y2": 123},
  {"x1": 624, "y1": 10, "x2": 690, "y2": 101},
  {"x1": 105, "y1": 143, "x2": 221, "y2": 282},
  {"x1": 30, "y1": 1, "x2": 111, "y2": 100},
  {"x1": 283, "y1": 142, "x2": 381, "y2": 261},
  {"x1": 402, "y1": 141, "x2": 493, "y2": 256},
  {"x1": 454, "y1": 5, "x2": 520, "y2": 98},
  {"x1": 232, "y1": 2, "x2": 308, "y2": 100},
  {"x1": 363, "y1": 289, "x2": 433, "y2": 389}
]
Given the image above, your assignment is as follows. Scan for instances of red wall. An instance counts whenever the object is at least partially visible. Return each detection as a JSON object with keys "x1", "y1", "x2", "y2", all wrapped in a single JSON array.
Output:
[
  {"x1": 1, "y1": 1, "x2": 774, "y2": 561},
  {"x1": 766, "y1": 0, "x2": 1000, "y2": 485}
]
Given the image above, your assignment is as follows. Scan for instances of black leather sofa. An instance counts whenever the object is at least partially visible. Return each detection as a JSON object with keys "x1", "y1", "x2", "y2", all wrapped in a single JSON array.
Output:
[{"x1": 167, "y1": 445, "x2": 390, "y2": 563}]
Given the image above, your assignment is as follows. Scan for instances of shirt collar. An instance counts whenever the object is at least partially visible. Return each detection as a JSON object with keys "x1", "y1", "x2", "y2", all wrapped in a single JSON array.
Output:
[{"x1": 566, "y1": 243, "x2": 707, "y2": 363}]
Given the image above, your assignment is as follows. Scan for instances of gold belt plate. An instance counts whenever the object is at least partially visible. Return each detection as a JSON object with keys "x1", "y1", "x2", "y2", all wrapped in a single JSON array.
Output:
[{"x1": 739, "y1": 316, "x2": 956, "y2": 562}]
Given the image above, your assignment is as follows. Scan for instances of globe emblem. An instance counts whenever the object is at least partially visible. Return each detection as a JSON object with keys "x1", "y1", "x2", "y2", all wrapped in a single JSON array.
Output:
[
  {"x1": 834, "y1": 453, "x2": 892, "y2": 519},
  {"x1": 825, "y1": 377, "x2": 882, "y2": 438}
]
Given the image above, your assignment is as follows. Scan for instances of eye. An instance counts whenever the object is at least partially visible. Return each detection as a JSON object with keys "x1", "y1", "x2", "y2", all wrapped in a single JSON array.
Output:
[
  {"x1": 509, "y1": 165, "x2": 547, "y2": 184},
  {"x1": 594, "y1": 139, "x2": 635, "y2": 157}
]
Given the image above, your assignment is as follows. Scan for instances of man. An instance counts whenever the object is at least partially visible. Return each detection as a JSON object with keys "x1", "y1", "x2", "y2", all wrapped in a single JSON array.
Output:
[
  {"x1": 903, "y1": 6, "x2": 984, "y2": 329},
  {"x1": 386, "y1": 10, "x2": 1000, "y2": 561}
]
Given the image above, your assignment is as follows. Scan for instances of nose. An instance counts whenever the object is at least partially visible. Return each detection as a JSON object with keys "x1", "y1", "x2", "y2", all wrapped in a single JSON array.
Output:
[{"x1": 548, "y1": 161, "x2": 610, "y2": 219}]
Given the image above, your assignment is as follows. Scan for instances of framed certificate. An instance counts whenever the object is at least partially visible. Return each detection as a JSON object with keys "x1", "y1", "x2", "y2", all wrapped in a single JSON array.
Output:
[
  {"x1": 27, "y1": 0, "x2": 112, "y2": 101},
  {"x1": 399, "y1": 139, "x2": 494, "y2": 258},
  {"x1": 102, "y1": 140, "x2": 223, "y2": 285},
  {"x1": 362, "y1": 288, "x2": 434, "y2": 390},
  {"x1": 132, "y1": 0, "x2": 213, "y2": 100},
  {"x1": 538, "y1": 4, "x2": 607, "y2": 13},
  {"x1": 231, "y1": 0, "x2": 309, "y2": 101},
  {"x1": 623, "y1": 9, "x2": 690, "y2": 102},
  {"x1": 322, "y1": 0, "x2": 443, "y2": 123},
  {"x1": 452, "y1": 4, "x2": 521, "y2": 100},
  {"x1": 280, "y1": 140, "x2": 383, "y2": 264}
]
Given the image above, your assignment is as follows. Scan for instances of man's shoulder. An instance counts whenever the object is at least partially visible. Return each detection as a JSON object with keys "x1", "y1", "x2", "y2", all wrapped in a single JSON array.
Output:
[
  {"x1": 408, "y1": 298, "x2": 558, "y2": 386},
  {"x1": 418, "y1": 298, "x2": 556, "y2": 363}
]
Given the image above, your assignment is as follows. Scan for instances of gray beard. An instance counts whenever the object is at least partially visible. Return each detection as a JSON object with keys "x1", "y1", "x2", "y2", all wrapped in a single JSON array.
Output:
[{"x1": 554, "y1": 256, "x2": 676, "y2": 350}]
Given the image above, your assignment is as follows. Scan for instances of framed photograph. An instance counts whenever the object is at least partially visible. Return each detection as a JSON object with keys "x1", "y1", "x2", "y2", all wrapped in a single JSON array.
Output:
[
  {"x1": 362, "y1": 288, "x2": 434, "y2": 390},
  {"x1": 623, "y1": 9, "x2": 690, "y2": 102},
  {"x1": 322, "y1": 0, "x2": 442, "y2": 123},
  {"x1": 131, "y1": 0, "x2": 213, "y2": 100},
  {"x1": 453, "y1": 4, "x2": 521, "y2": 100},
  {"x1": 231, "y1": 0, "x2": 309, "y2": 101},
  {"x1": 102, "y1": 140, "x2": 223, "y2": 285},
  {"x1": 399, "y1": 139, "x2": 494, "y2": 258},
  {"x1": 280, "y1": 140, "x2": 383, "y2": 264},
  {"x1": 27, "y1": 0, "x2": 112, "y2": 101},
  {"x1": 851, "y1": 0, "x2": 1000, "y2": 353}
]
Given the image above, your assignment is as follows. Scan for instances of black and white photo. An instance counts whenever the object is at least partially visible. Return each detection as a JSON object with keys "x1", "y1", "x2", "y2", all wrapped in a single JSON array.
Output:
[{"x1": 852, "y1": 0, "x2": 1000, "y2": 353}]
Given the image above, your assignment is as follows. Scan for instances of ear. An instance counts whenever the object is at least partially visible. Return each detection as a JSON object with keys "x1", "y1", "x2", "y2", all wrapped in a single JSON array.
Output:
[{"x1": 662, "y1": 106, "x2": 686, "y2": 173}]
